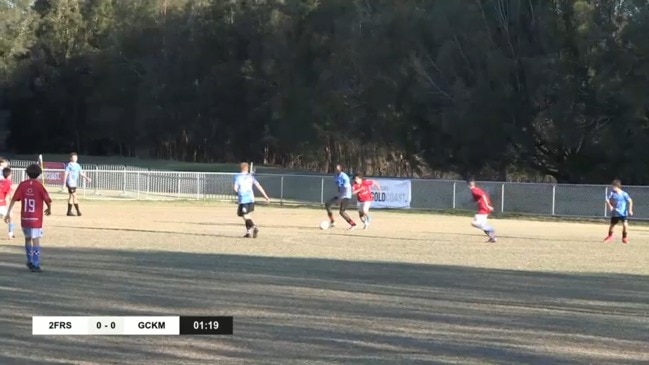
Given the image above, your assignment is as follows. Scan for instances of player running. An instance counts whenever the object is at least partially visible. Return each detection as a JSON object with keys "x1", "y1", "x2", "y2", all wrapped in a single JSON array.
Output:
[
  {"x1": 352, "y1": 174, "x2": 381, "y2": 230},
  {"x1": 604, "y1": 179, "x2": 633, "y2": 244},
  {"x1": 62, "y1": 152, "x2": 91, "y2": 216},
  {"x1": 324, "y1": 164, "x2": 356, "y2": 230},
  {"x1": 5, "y1": 164, "x2": 52, "y2": 272},
  {"x1": 233, "y1": 162, "x2": 270, "y2": 238},
  {"x1": 468, "y1": 179, "x2": 497, "y2": 242},
  {"x1": 0, "y1": 168, "x2": 15, "y2": 239}
]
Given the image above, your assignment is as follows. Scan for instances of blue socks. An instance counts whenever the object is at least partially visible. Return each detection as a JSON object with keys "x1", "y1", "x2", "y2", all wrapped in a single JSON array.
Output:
[
  {"x1": 8, "y1": 223, "x2": 14, "y2": 235},
  {"x1": 25, "y1": 242, "x2": 32, "y2": 264},
  {"x1": 32, "y1": 246, "x2": 40, "y2": 267}
]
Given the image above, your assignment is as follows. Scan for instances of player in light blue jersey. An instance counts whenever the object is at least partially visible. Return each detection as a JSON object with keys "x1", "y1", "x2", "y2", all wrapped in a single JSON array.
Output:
[
  {"x1": 62, "y1": 153, "x2": 91, "y2": 216},
  {"x1": 234, "y1": 162, "x2": 270, "y2": 238},
  {"x1": 604, "y1": 179, "x2": 633, "y2": 244},
  {"x1": 324, "y1": 164, "x2": 357, "y2": 229}
]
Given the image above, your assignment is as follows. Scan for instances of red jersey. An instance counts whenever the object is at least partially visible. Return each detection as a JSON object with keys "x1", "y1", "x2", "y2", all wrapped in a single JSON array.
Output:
[
  {"x1": 353, "y1": 180, "x2": 374, "y2": 202},
  {"x1": 0, "y1": 179, "x2": 11, "y2": 206},
  {"x1": 471, "y1": 186, "x2": 493, "y2": 214},
  {"x1": 12, "y1": 179, "x2": 51, "y2": 228}
]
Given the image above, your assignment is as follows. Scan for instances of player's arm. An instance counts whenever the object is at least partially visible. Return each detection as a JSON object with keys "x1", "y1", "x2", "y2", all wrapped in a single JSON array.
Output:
[
  {"x1": 80, "y1": 170, "x2": 91, "y2": 182},
  {"x1": 482, "y1": 195, "x2": 494, "y2": 211},
  {"x1": 627, "y1": 196, "x2": 633, "y2": 216},
  {"x1": 371, "y1": 180, "x2": 381, "y2": 191},
  {"x1": 4, "y1": 192, "x2": 19, "y2": 223},
  {"x1": 62, "y1": 164, "x2": 70, "y2": 188},
  {"x1": 43, "y1": 189, "x2": 52, "y2": 216},
  {"x1": 605, "y1": 193, "x2": 614, "y2": 210},
  {"x1": 253, "y1": 180, "x2": 270, "y2": 202},
  {"x1": 352, "y1": 184, "x2": 361, "y2": 195}
]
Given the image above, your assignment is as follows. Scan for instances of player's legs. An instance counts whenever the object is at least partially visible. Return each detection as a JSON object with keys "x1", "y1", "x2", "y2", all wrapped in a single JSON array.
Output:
[
  {"x1": 471, "y1": 214, "x2": 496, "y2": 241},
  {"x1": 0, "y1": 206, "x2": 12, "y2": 239},
  {"x1": 325, "y1": 197, "x2": 340, "y2": 224},
  {"x1": 70, "y1": 187, "x2": 82, "y2": 216},
  {"x1": 238, "y1": 203, "x2": 257, "y2": 238},
  {"x1": 622, "y1": 219, "x2": 629, "y2": 243},
  {"x1": 604, "y1": 217, "x2": 618, "y2": 242},
  {"x1": 22, "y1": 228, "x2": 43, "y2": 271},
  {"x1": 338, "y1": 198, "x2": 356, "y2": 228}
]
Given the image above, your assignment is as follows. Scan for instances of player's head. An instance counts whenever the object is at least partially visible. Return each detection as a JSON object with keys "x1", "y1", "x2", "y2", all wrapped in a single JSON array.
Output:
[
  {"x1": 0, "y1": 157, "x2": 7, "y2": 169},
  {"x1": 240, "y1": 162, "x2": 250, "y2": 173},
  {"x1": 467, "y1": 178, "x2": 476, "y2": 188},
  {"x1": 335, "y1": 164, "x2": 343, "y2": 174},
  {"x1": 70, "y1": 152, "x2": 78, "y2": 163},
  {"x1": 354, "y1": 173, "x2": 363, "y2": 184},
  {"x1": 26, "y1": 164, "x2": 42, "y2": 179},
  {"x1": 2, "y1": 167, "x2": 11, "y2": 180},
  {"x1": 611, "y1": 179, "x2": 622, "y2": 192}
]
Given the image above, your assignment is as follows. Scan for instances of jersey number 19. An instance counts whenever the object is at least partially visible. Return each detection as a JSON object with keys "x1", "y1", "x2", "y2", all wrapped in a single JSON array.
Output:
[{"x1": 24, "y1": 199, "x2": 36, "y2": 213}]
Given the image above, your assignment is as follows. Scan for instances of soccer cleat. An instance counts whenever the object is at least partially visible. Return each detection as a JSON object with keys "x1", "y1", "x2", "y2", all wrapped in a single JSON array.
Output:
[
  {"x1": 31, "y1": 266, "x2": 42, "y2": 273},
  {"x1": 243, "y1": 233, "x2": 251, "y2": 238},
  {"x1": 7, "y1": 232, "x2": 14, "y2": 240},
  {"x1": 252, "y1": 227, "x2": 259, "y2": 238},
  {"x1": 603, "y1": 235, "x2": 613, "y2": 243},
  {"x1": 67, "y1": 212, "x2": 75, "y2": 216},
  {"x1": 487, "y1": 238, "x2": 497, "y2": 243},
  {"x1": 622, "y1": 237, "x2": 629, "y2": 244},
  {"x1": 347, "y1": 225, "x2": 357, "y2": 231},
  {"x1": 76, "y1": 212, "x2": 82, "y2": 217},
  {"x1": 26, "y1": 262, "x2": 33, "y2": 271},
  {"x1": 363, "y1": 223, "x2": 368, "y2": 230},
  {"x1": 329, "y1": 222, "x2": 335, "y2": 228}
]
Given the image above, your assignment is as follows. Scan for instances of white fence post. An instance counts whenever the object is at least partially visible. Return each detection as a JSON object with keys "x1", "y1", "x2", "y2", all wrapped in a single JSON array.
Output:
[
  {"x1": 500, "y1": 183, "x2": 505, "y2": 213},
  {"x1": 280, "y1": 175, "x2": 284, "y2": 205},
  {"x1": 94, "y1": 165, "x2": 99, "y2": 195},
  {"x1": 551, "y1": 184, "x2": 556, "y2": 216},
  {"x1": 136, "y1": 171, "x2": 140, "y2": 200},
  {"x1": 146, "y1": 172, "x2": 150, "y2": 198},
  {"x1": 196, "y1": 174, "x2": 200, "y2": 200},
  {"x1": 177, "y1": 173, "x2": 181, "y2": 198},
  {"x1": 122, "y1": 167, "x2": 127, "y2": 195},
  {"x1": 452, "y1": 181, "x2": 456, "y2": 209},
  {"x1": 320, "y1": 178, "x2": 324, "y2": 204}
]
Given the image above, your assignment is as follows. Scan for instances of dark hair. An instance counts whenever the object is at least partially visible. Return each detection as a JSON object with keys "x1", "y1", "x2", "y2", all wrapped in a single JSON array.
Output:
[
  {"x1": 2, "y1": 167, "x2": 10, "y2": 179},
  {"x1": 26, "y1": 164, "x2": 42, "y2": 179},
  {"x1": 466, "y1": 177, "x2": 476, "y2": 184},
  {"x1": 612, "y1": 179, "x2": 622, "y2": 188},
  {"x1": 354, "y1": 173, "x2": 364, "y2": 179},
  {"x1": 0, "y1": 157, "x2": 6, "y2": 164},
  {"x1": 70, "y1": 152, "x2": 78, "y2": 157}
]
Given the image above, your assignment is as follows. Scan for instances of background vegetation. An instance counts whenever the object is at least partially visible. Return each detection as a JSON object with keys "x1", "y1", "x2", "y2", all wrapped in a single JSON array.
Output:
[{"x1": 2, "y1": 0, "x2": 649, "y2": 182}]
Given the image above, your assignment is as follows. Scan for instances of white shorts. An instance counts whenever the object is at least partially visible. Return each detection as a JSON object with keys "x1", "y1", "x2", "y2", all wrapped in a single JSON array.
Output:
[
  {"x1": 472, "y1": 214, "x2": 489, "y2": 226},
  {"x1": 0, "y1": 206, "x2": 6, "y2": 217},
  {"x1": 357, "y1": 201, "x2": 371, "y2": 212},
  {"x1": 22, "y1": 228, "x2": 43, "y2": 239}
]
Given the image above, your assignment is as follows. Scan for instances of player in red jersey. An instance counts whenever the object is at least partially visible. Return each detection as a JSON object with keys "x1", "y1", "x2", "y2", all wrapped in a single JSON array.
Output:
[
  {"x1": 468, "y1": 178, "x2": 496, "y2": 242},
  {"x1": 0, "y1": 167, "x2": 15, "y2": 239},
  {"x1": 5, "y1": 164, "x2": 52, "y2": 272},
  {"x1": 352, "y1": 174, "x2": 381, "y2": 230}
]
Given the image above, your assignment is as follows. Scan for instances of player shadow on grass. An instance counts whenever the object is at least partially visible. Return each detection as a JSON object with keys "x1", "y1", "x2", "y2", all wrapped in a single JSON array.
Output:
[
  {"x1": 1, "y1": 246, "x2": 649, "y2": 364},
  {"x1": 154, "y1": 220, "x2": 310, "y2": 231}
]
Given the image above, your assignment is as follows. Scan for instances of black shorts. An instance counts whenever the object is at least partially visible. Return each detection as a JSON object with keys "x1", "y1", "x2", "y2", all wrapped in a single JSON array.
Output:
[
  {"x1": 66, "y1": 184, "x2": 77, "y2": 194},
  {"x1": 610, "y1": 216, "x2": 627, "y2": 224},
  {"x1": 328, "y1": 196, "x2": 350, "y2": 210},
  {"x1": 237, "y1": 203, "x2": 255, "y2": 217}
]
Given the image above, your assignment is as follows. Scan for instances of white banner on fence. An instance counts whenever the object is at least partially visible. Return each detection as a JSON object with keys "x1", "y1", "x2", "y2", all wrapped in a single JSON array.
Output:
[{"x1": 370, "y1": 179, "x2": 411, "y2": 209}]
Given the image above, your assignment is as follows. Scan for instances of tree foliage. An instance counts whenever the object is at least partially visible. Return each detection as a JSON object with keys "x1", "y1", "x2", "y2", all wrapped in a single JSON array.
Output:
[{"x1": 2, "y1": 0, "x2": 649, "y2": 182}]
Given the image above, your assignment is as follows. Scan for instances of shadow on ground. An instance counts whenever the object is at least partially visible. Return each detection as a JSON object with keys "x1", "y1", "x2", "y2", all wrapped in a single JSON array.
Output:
[{"x1": 1, "y1": 245, "x2": 648, "y2": 364}]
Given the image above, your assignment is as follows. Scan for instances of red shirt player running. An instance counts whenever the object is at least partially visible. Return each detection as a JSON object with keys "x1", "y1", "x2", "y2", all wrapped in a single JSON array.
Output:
[
  {"x1": 5, "y1": 164, "x2": 52, "y2": 272},
  {"x1": 352, "y1": 174, "x2": 381, "y2": 230},
  {"x1": 468, "y1": 179, "x2": 496, "y2": 242},
  {"x1": 0, "y1": 167, "x2": 15, "y2": 239}
]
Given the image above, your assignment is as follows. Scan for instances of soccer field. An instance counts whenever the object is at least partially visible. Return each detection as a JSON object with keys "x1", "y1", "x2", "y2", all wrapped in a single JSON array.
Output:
[{"x1": 1, "y1": 201, "x2": 648, "y2": 364}]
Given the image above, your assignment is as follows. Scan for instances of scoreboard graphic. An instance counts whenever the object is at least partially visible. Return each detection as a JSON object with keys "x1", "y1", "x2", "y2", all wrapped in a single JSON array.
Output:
[{"x1": 33, "y1": 316, "x2": 233, "y2": 335}]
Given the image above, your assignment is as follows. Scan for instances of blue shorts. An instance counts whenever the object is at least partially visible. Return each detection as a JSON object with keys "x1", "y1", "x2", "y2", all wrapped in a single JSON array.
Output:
[{"x1": 22, "y1": 228, "x2": 43, "y2": 239}]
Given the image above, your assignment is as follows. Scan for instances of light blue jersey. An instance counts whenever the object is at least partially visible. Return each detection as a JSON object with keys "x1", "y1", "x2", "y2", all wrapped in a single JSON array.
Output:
[
  {"x1": 234, "y1": 173, "x2": 257, "y2": 204},
  {"x1": 335, "y1": 172, "x2": 352, "y2": 199},
  {"x1": 608, "y1": 190, "x2": 631, "y2": 217},
  {"x1": 65, "y1": 162, "x2": 82, "y2": 187}
]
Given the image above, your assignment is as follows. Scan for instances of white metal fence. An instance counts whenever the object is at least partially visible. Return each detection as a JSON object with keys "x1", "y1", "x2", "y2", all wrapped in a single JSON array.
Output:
[{"x1": 6, "y1": 160, "x2": 637, "y2": 219}]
